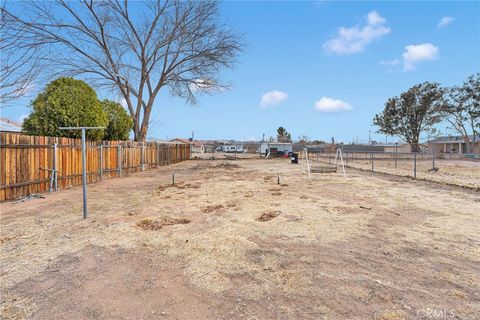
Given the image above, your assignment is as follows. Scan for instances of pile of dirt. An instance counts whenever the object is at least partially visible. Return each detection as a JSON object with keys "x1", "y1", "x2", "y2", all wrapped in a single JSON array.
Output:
[
  {"x1": 256, "y1": 210, "x2": 281, "y2": 222},
  {"x1": 202, "y1": 204, "x2": 224, "y2": 213},
  {"x1": 136, "y1": 217, "x2": 191, "y2": 231}
]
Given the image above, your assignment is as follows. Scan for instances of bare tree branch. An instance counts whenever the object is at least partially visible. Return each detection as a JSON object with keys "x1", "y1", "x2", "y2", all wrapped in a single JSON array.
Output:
[{"x1": 3, "y1": 0, "x2": 242, "y2": 140}]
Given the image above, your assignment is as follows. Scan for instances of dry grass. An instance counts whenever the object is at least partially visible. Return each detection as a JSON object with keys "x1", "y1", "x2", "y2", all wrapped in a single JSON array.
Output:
[{"x1": 1, "y1": 159, "x2": 479, "y2": 319}]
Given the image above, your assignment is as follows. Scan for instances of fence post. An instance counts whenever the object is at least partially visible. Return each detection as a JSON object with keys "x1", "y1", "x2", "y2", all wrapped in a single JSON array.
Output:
[
  {"x1": 371, "y1": 153, "x2": 374, "y2": 172},
  {"x1": 53, "y1": 143, "x2": 58, "y2": 191},
  {"x1": 117, "y1": 145, "x2": 122, "y2": 176},
  {"x1": 99, "y1": 145, "x2": 103, "y2": 180},
  {"x1": 414, "y1": 152, "x2": 417, "y2": 178}
]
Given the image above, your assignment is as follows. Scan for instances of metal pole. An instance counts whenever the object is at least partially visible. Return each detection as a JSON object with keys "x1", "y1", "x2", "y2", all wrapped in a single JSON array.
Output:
[
  {"x1": 172, "y1": 173, "x2": 175, "y2": 186},
  {"x1": 99, "y1": 145, "x2": 103, "y2": 180},
  {"x1": 117, "y1": 145, "x2": 122, "y2": 176},
  {"x1": 58, "y1": 126, "x2": 105, "y2": 219},
  {"x1": 53, "y1": 143, "x2": 58, "y2": 191},
  {"x1": 81, "y1": 129, "x2": 88, "y2": 219},
  {"x1": 141, "y1": 142, "x2": 145, "y2": 171},
  {"x1": 432, "y1": 147, "x2": 435, "y2": 170},
  {"x1": 395, "y1": 143, "x2": 398, "y2": 168},
  {"x1": 414, "y1": 152, "x2": 417, "y2": 178},
  {"x1": 371, "y1": 153, "x2": 374, "y2": 172}
]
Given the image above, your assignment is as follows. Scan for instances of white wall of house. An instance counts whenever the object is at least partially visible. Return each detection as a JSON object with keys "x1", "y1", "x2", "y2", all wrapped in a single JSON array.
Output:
[
  {"x1": 260, "y1": 143, "x2": 293, "y2": 154},
  {"x1": 222, "y1": 145, "x2": 244, "y2": 153}
]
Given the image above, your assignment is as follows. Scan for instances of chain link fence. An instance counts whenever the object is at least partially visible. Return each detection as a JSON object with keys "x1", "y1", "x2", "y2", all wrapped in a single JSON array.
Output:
[{"x1": 306, "y1": 150, "x2": 480, "y2": 190}]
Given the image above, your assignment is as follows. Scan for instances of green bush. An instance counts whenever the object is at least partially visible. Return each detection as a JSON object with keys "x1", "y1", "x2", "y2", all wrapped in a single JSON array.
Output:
[
  {"x1": 22, "y1": 77, "x2": 108, "y2": 140},
  {"x1": 101, "y1": 100, "x2": 133, "y2": 140}
]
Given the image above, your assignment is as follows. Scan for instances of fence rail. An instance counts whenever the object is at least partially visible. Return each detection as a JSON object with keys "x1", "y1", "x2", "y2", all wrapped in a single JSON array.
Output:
[{"x1": 0, "y1": 132, "x2": 190, "y2": 202}]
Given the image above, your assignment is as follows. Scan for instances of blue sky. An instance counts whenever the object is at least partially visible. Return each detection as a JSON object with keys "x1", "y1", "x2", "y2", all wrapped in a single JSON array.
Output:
[{"x1": 2, "y1": 1, "x2": 479, "y2": 143}]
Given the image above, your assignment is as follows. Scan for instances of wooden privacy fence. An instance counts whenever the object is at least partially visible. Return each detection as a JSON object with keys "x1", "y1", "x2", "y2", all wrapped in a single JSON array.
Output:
[{"x1": 0, "y1": 132, "x2": 190, "y2": 202}]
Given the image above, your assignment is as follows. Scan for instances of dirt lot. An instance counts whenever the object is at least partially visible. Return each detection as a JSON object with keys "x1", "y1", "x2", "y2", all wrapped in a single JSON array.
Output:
[{"x1": 1, "y1": 159, "x2": 479, "y2": 319}]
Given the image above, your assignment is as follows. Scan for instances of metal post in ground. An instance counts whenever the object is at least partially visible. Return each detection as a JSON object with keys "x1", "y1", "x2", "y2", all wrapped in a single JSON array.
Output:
[
  {"x1": 141, "y1": 143, "x2": 145, "y2": 171},
  {"x1": 172, "y1": 173, "x2": 175, "y2": 186},
  {"x1": 99, "y1": 145, "x2": 103, "y2": 180},
  {"x1": 414, "y1": 152, "x2": 417, "y2": 178},
  {"x1": 395, "y1": 143, "x2": 398, "y2": 168},
  {"x1": 117, "y1": 145, "x2": 122, "y2": 176},
  {"x1": 432, "y1": 148, "x2": 436, "y2": 170},
  {"x1": 53, "y1": 142, "x2": 58, "y2": 191},
  {"x1": 371, "y1": 153, "x2": 374, "y2": 172},
  {"x1": 59, "y1": 126, "x2": 105, "y2": 219},
  {"x1": 80, "y1": 129, "x2": 88, "y2": 219}
]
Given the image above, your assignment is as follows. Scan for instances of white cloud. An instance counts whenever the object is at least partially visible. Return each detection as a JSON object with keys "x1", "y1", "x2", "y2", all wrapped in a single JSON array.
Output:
[
  {"x1": 367, "y1": 10, "x2": 386, "y2": 26},
  {"x1": 260, "y1": 90, "x2": 288, "y2": 108},
  {"x1": 323, "y1": 10, "x2": 391, "y2": 55},
  {"x1": 437, "y1": 16, "x2": 454, "y2": 28},
  {"x1": 314, "y1": 97, "x2": 352, "y2": 112},
  {"x1": 402, "y1": 43, "x2": 439, "y2": 71},
  {"x1": 379, "y1": 59, "x2": 400, "y2": 66}
]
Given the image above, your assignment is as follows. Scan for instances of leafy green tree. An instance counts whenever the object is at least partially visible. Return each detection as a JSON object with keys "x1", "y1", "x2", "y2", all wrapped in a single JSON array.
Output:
[
  {"x1": 101, "y1": 100, "x2": 133, "y2": 141},
  {"x1": 22, "y1": 77, "x2": 108, "y2": 140},
  {"x1": 373, "y1": 82, "x2": 443, "y2": 152},
  {"x1": 277, "y1": 127, "x2": 292, "y2": 142}
]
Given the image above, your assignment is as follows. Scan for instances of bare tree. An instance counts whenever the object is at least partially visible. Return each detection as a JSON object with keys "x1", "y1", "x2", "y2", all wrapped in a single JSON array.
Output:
[
  {"x1": 0, "y1": 1, "x2": 47, "y2": 105},
  {"x1": 437, "y1": 74, "x2": 479, "y2": 154},
  {"x1": 4, "y1": 0, "x2": 242, "y2": 140}
]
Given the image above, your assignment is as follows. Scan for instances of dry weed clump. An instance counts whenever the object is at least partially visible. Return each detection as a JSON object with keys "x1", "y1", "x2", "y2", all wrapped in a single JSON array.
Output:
[
  {"x1": 256, "y1": 210, "x2": 282, "y2": 222},
  {"x1": 136, "y1": 217, "x2": 191, "y2": 231},
  {"x1": 202, "y1": 204, "x2": 224, "y2": 213},
  {"x1": 214, "y1": 162, "x2": 240, "y2": 170},
  {"x1": 156, "y1": 183, "x2": 200, "y2": 193}
]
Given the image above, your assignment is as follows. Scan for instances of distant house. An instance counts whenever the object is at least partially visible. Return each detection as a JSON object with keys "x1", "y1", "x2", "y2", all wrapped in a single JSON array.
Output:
[
  {"x1": 0, "y1": 118, "x2": 22, "y2": 133},
  {"x1": 169, "y1": 138, "x2": 205, "y2": 153},
  {"x1": 222, "y1": 145, "x2": 244, "y2": 153},
  {"x1": 428, "y1": 135, "x2": 480, "y2": 154},
  {"x1": 260, "y1": 142, "x2": 293, "y2": 155}
]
